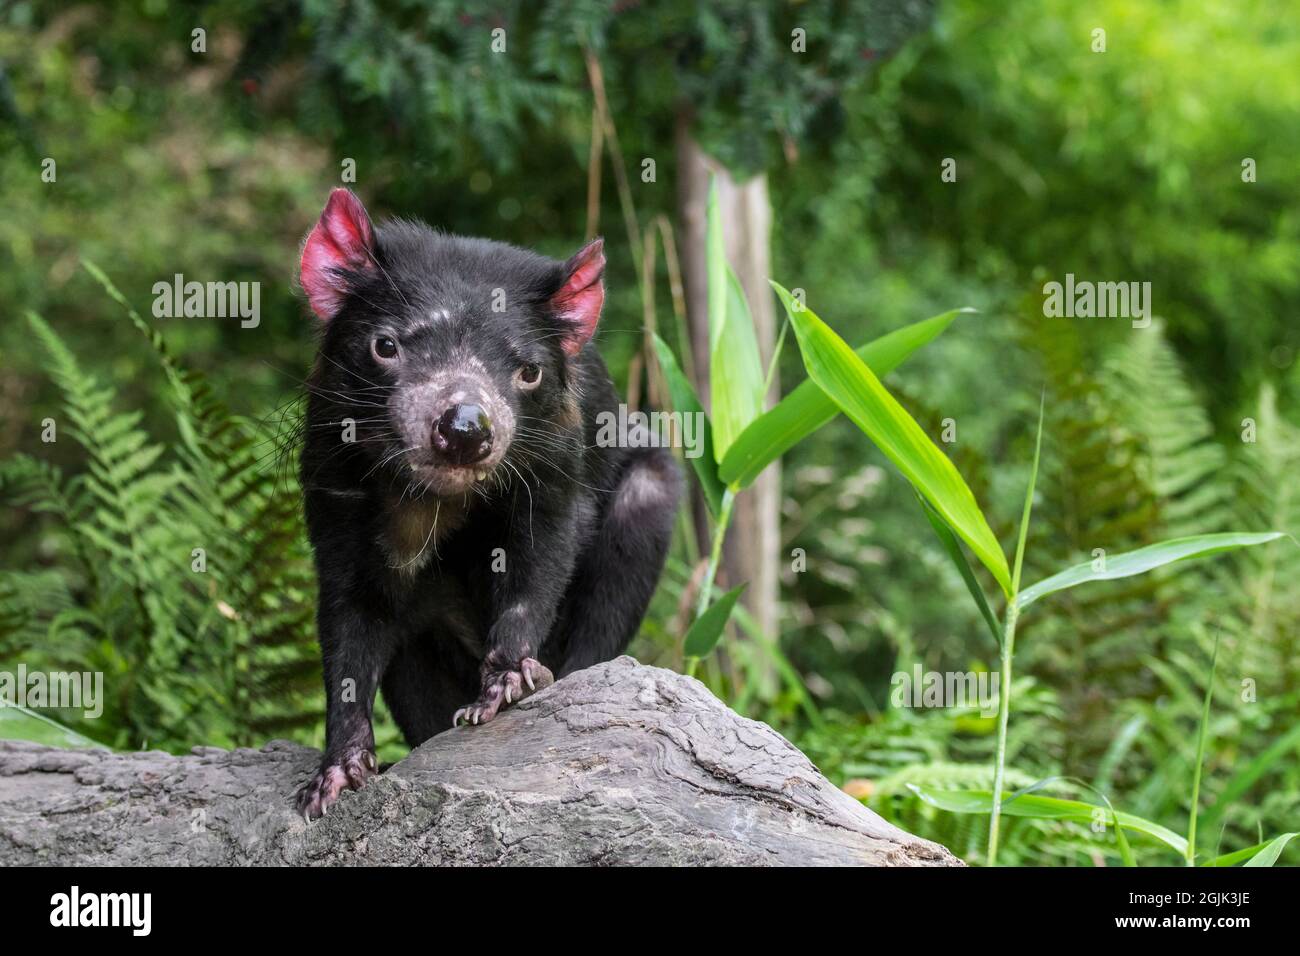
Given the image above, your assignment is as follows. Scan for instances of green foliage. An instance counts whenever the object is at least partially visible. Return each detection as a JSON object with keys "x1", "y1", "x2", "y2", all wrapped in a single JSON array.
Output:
[
  {"x1": 2, "y1": 0, "x2": 1297, "y2": 868},
  {"x1": 256, "y1": 0, "x2": 933, "y2": 178},
  {"x1": 836, "y1": 0, "x2": 1300, "y2": 428},
  {"x1": 718, "y1": 307, "x2": 972, "y2": 489},
  {"x1": 0, "y1": 271, "x2": 322, "y2": 752},
  {"x1": 651, "y1": 333, "x2": 723, "y2": 517},
  {"x1": 911, "y1": 786, "x2": 1188, "y2": 859},
  {"x1": 780, "y1": 323, "x2": 1300, "y2": 868},
  {"x1": 684, "y1": 583, "x2": 748, "y2": 658},
  {"x1": 0, "y1": 703, "x2": 103, "y2": 749},
  {"x1": 776, "y1": 282, "x2": 1011, "y2": 595},
  {"x1": 1018, "y1": 533, "x2": 1288, "y2": 610},
  {"x1": 706, "y1": 184, "x2": 765, "y2": 462}
]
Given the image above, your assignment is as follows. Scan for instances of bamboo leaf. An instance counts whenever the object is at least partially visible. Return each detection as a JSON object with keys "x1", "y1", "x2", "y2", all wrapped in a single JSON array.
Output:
[
  {"x1": 719, "y1": 307, "x2": 972, "y2": 488},
  {"x1": 684, "y1": 582, "x2": 747, "y2": 658},
  {"x1": 908, "y1": 785, "x2": 1188, "y2": 857},
  {"x1": 1016, "y1": 533, "x2": 1289, "y2": 610},
  {"x1": 1011, "y1": 393, "x2": 1045, "y2": 597},
  {"x1": 706, "y1": 184, "x2": 765, "y2": 461},
  {"x1": 0, "y1": 703, "x2": 107, "y2": 750},
  {"x1": 1203, "y1": 834, "x2": 1299, "y2": 867},
  {"x1": 776, "y1": 282, "x2": 1011, "y2": 596},
  {"x1": 918, "y1": 494, "x2": 1001, "y2": 647},
  {"x1": 652, "y1": 334, "x2": 723, "y2": 518},
  {"x1": 1242, "y1": 832, "x2": 1299, "y2": 867},
  {"x1": 1202, "y1": 843, "x2": 1267, "y2": 867}
]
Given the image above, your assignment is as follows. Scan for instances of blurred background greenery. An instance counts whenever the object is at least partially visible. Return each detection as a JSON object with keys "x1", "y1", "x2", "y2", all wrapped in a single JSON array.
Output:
[{"x1": 2, "y1": 0, "x2": 1297, "y2": 865}]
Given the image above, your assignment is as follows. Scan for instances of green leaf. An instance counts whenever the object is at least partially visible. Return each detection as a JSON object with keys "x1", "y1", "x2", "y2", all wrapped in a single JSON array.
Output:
[
  {"x1": 1187, "y1": 630, "x2": 1220, "y2": 864},
  {"x1": 908, "y1": 786, "x2": 1188, "y2": 857},
  {"x1": 1203, "y1": 833, "x2": 1299, "y2": 867},
  {"x1": 706, "y1": 183, "x2": 765, "y2": 461},
  {"x1": 719, "y1": 307, "x2": 971, "y2": 488},
  {"x1": 919, "y1": 494, "x2": 1001, "y2": 647},
  {"x1": 1016, "y1": 532, "x2": 1289, "y2": 610},
  {"x1": 0, "y1": 703, "x2": 106, "y2": 750},
  {"x1": 1003, "y1": 775, "x2": 1135, "y2": 866},
  {"x1": 1114, "y1": 812, "x2": 1136, "y2": 867},
  {"x1": 706, "y1": 180, "x2": 728, "y2": 356},
  {"x1": 1202, "y1": 843, "x2": 1267, "y2": 867},
  {"x1": 1242, "y1": 833, "x2": 1299, "y2": 867},
  {"x1": 1011, "y1": 393, "x2": 1045, "y2": 597},
  {"x1": 775, "y1": 282, "x2": 1011, "y2": 597},
  {"x1": 652, "y1": 334, "x2": 724, "y2": 518},
  {"x1": 683, "y1": 582, "x2": 747, "y2": 658}
]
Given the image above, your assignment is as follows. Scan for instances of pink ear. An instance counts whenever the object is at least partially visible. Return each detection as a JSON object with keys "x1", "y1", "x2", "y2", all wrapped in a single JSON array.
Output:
[
  {"x1": 551, "y1": 238, "x2": 605, "y2": 355},
  {"x1": 300, "y1": 189, "x2": 376, "y2": 320}
]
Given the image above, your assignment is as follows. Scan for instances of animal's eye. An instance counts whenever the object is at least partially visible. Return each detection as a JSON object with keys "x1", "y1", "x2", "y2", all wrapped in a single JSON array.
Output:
[
  {"x1": 373, "y1": 336, "x2": 400, "y2": 361},
  {"x1": 514, "y1": 363, "x2": 542, "y2": 389}
]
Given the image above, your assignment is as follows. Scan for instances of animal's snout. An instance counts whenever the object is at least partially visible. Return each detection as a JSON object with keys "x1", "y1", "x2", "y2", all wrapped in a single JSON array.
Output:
[{"x1": 432, "y1": 403, "x2": 493, "y2": 466}]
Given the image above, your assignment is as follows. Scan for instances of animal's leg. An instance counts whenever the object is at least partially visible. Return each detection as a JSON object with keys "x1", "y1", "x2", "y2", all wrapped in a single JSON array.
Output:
[
  {"x1": 553, "y1": 445, "x2": 681, "y2": 676},
  {"x1": 381, "y1": 640, "x2": 479, "y2": 746},
  {"x1": 295, "y1": 602, "x2": 399, "y2": 819}
]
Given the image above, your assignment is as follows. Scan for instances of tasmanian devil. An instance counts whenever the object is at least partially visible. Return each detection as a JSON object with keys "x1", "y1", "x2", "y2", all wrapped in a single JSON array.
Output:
[{"x1": 292, "y1": 189, "x2": 680, "y2": 818}]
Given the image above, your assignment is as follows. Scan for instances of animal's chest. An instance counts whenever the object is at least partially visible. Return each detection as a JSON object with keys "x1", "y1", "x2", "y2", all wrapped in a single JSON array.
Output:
[
  {"x1": 380, "y1": 496, "x2": 503, "y2": 655},
  {"x1": 380, "y1": 495, "x2": 472, "y2": 575}
]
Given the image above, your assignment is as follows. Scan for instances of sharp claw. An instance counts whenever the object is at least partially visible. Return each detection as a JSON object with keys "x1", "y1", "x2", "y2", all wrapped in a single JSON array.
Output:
[
  {"x1": 505, "y1": 685, "x2": 513, "y2": 704},
  {"x1": 525, "y1": 668, "x2": 535, "y2": 691}
]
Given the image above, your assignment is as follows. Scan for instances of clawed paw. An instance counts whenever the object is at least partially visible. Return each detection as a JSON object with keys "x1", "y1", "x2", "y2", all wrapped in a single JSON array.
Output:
[
  {"x1": 453, "y1": 657, "x2": 554, "y2": 727},
  {"x1": 296, "y1": 747, "x2": 378, "y2": 821}
]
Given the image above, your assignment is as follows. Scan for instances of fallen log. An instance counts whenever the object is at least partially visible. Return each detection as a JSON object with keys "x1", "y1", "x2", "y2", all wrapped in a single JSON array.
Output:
[{"x1": 0, "y1": 656, "x2": 959, "y2": 866}]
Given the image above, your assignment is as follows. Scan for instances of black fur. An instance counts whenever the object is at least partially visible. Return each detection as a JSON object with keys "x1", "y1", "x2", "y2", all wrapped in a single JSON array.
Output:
[{"x1": 294, "y1": 200, "x2": 680, "y2": 817}]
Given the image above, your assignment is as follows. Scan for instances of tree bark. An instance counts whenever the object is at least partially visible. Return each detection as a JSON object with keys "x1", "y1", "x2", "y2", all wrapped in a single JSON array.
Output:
[
  {"x1": 0, "y1": 658, "x2": 959, "y2": 866},
  {"x1": 675, "y1": 114, "x2": 781, "y2": 690}
]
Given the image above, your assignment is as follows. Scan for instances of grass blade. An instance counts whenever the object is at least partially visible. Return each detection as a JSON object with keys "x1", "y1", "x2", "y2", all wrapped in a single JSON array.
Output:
[
  {"x1": 1186, "y1": 629, "x2": 1220, "y2": 865},
  {"x1": 1010, "y1": 393, "x2": 1045, "y2": 598},
  {"x1": 987, "y1": 394, "x2": 1044, "y2": 865}
]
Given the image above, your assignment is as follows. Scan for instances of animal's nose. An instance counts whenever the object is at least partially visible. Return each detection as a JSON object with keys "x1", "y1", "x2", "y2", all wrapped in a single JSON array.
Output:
[{"x1": 432, "y1": 403, "x2": 492, "y2": 465}]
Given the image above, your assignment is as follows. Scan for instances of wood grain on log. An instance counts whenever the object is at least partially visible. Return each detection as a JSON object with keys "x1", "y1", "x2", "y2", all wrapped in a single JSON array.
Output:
[{"x1": 0, "y1": 657, "x2": 960, "y2": 866}]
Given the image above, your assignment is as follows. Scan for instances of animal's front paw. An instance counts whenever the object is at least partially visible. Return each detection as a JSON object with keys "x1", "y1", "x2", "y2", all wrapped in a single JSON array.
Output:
[
  {"x1": 296, "y1": 747, "x2": 378, "y2": 820},
  {"x1": 453, "y1": 657, "x2": 554, "y2": 727}
]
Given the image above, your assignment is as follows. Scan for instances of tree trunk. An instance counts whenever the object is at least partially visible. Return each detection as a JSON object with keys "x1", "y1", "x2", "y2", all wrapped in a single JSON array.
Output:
[
  {"x1": 675, "y1": 114, "x2": 781, "y2": 691},
  {"x1": 0, "y1": 658, "x2": 959, "y2": 866}
]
